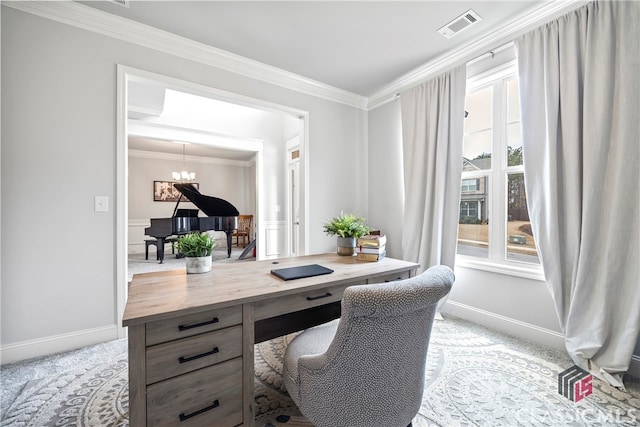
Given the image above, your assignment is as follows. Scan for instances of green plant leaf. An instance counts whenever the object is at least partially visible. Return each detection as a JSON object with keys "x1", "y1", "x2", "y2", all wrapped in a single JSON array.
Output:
[
  {"x1": 322, "y1": 211, "x2": 370, "y2": 238},
  {"x1": 176, "y1": 232, "x2": 215, "y2": 257}
]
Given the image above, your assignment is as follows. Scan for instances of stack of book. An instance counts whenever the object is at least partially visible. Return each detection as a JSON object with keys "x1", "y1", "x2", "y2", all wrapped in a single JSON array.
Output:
[{"x1": 355, "y1": 234, "x2": 386, "y2": 262}]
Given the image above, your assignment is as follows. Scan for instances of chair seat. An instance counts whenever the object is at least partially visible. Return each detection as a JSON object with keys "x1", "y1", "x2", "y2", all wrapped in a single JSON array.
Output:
[{"x1": 283, "y1": 320, "x2": 338, "y2": 403}]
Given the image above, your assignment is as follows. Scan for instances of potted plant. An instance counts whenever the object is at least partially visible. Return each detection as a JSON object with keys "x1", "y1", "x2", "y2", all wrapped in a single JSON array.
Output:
[
  {"x1": 176, "y1": 232, "x2": 215, "y2": 273},
  {"x1": 323, "y1": 212, "x2": 370, "y2": 256}
]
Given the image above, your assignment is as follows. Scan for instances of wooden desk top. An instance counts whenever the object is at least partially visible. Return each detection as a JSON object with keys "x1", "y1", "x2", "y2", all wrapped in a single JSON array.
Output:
[{"x1": 123, "y1": 253, "x2": 419, "y2": 326}]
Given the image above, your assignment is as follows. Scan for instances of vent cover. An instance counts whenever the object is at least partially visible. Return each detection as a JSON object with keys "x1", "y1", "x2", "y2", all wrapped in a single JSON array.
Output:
[{"x1": 437, "y1": 9, "x2": 482, "y2": 39}]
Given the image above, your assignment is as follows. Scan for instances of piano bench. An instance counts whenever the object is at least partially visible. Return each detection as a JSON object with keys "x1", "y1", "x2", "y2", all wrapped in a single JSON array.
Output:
[{"x1": 145, "y1": 239, "x2": 176, "y2": 260}]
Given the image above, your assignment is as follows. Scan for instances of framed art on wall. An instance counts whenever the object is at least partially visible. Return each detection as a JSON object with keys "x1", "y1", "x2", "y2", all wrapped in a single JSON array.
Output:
[{"x1": 153, "y1": 181, "x2": 199, "y2": 202}]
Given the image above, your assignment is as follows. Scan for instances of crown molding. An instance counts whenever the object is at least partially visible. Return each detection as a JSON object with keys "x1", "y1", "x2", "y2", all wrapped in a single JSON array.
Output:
[
  {"x1": 4, "y1": 0, "x2": 368, "y2": 110},
  {"x1": 128, "y1": 149, "x2": 252, "y2": 168},
  {"x1": 6, "y1": 0, "x2": 588, "y2": 113},
  {"x1": 367, "y1": 0, "x2": 588, "y2": 110}
]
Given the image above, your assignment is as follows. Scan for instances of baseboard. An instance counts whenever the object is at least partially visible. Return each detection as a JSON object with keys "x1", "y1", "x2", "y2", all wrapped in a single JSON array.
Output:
[
  {"x1": 628, "y1": 356, "x2": 640, "y2": 380},
  {"x1": 1, "y1": 324, "x2": 120, "y2": 364},
  {"x1": 441, "y1": 300, "x2": 566, "y2": 351},
  {"x1": 443, "y1": 301, "x2": 640, "y2": 380}
]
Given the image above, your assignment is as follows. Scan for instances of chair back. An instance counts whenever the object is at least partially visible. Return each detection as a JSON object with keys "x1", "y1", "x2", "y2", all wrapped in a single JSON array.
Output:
[
  {"x1": 238, "y1": 215, "x2": 252, "y2": 233},
  {"x1": 291, "y1": 265, "x2": 453, "y2": 426}
]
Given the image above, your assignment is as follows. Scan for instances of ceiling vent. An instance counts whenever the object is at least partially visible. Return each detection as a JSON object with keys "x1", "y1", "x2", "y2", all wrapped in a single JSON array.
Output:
[
  {"x1": 111, "y1": 0, "x2": 129, "y2": 8},
  {"x1": 437, "y1": 9, "x2": 482, "y2": 39}
]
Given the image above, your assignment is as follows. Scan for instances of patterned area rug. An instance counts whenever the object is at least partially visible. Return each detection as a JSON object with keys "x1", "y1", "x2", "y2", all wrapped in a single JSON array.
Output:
[{"x1": 2, "y1": 317, "x2": 639, "y2": 426}]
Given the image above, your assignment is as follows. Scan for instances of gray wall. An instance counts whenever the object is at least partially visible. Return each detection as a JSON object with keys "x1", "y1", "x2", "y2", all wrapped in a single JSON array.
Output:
[{"x1": 1, "y1": 6, "x2": 367, "y2": 359}]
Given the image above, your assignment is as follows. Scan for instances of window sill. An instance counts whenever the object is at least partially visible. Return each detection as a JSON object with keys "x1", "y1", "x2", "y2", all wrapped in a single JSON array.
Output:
[{"x1": 455, "y1": 254, "x2": 546, "y2": 282}]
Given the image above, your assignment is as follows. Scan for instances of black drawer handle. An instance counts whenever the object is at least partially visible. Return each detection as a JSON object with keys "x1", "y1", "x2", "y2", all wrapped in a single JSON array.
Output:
[
  {"x1": 306, "y1": 292, "x2": 332, "y2": 301},
  {"x1": 178, "y1": 317, "x2": 219, "y2": 331},
  {"x1": 179, "y1": 400, "x2": 219, "y2": 422},
  {"x1": 178, "y1": 347, "x2": 219, "y2": 364}
]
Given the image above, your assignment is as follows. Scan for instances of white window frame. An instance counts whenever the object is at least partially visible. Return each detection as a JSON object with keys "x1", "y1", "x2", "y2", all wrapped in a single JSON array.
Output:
[{"x1": 456, "y1": 60, "x2": 544, "y2": 281}]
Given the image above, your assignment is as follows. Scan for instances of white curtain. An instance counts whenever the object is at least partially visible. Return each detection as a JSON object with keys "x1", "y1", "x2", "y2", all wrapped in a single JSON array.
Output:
[
  {"x1": 400, "y1": 66, "x2": 467, "y2": 274},
  {"x1": 515, "y1": 1, "x2": 640, "y2": 387}
]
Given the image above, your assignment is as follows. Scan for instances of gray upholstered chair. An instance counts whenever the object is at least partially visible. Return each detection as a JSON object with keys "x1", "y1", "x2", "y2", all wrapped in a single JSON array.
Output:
[{"x1": 282, "y1": 265, "x2": 454, "y2": 427}]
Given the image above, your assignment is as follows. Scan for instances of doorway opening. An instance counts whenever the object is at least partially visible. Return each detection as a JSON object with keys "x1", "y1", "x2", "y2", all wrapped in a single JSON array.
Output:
[{"x1": 116, "y1": 66, "x2": 309, "y2": 337}]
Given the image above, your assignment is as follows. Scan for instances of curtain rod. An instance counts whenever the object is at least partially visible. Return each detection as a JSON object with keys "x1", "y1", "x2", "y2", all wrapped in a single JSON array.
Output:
[
  {"x1": 388, "y1": 41, "x2": 515, "y2": 102},
  {"x1": 467, "y1": 41, "x2": 515, "y2": 66}
]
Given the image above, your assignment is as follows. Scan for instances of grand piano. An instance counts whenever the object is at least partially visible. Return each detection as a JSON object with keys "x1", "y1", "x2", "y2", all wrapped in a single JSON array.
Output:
[{"x1": 144, "y1": 183, "x2": 239, "y2": 263}]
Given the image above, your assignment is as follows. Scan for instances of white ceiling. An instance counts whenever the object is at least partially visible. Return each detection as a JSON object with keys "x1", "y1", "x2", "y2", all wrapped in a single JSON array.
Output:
[
  {"x1": 82, "y1": 0, "x2": 546, "y2": 96},
  {"x1": 128, "y1": 136, "x2": 258, "y2": 161}
]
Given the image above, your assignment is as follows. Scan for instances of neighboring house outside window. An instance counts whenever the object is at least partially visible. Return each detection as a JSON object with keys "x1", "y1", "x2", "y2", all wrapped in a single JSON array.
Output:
[
  {"x1": 457, "y1": 61, "x2": 540, "y2": 268},
  {"x1": 460, "y1": 164, "x2": 488, "y2": 223}
]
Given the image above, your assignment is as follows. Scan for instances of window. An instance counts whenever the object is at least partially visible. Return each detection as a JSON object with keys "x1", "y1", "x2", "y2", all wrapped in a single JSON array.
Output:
[
  {"x1": 462, "y1": 179, "x2": 478, "y2": 192},
  {"x1": 457, "y1": 62, "x2": 540, "y2": 267},
  {"x1": 460, "y1": 201, "x2": 478, "y2": 217}
]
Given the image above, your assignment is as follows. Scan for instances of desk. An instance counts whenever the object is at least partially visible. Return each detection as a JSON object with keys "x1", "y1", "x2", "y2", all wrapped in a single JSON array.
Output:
[{"x1": 123, "y1": 253, "x2": 419, "y2": 427}]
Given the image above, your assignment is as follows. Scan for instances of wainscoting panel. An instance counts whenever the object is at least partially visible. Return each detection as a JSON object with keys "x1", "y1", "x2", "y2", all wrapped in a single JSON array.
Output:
[
  {"x1": 128, "y1": 219, "x2": 150, "y2": 254},
  {"x1": 263, "y1": 221, "x2": 285, "y2": 259}
]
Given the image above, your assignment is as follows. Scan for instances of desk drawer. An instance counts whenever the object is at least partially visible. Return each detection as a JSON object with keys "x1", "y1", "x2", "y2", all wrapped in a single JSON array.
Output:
[
  {"x1": 146, "y1": 305, "x2": 242, "y2": 346},
  {"x1": 147, "y1": 357, "x2": 243, "y2": 427},
  {"x1": 146, "y1": 325, "x2": 242, "y2": 385},
  {"x1": 253, "y1": 283, "x2": 348, "y2": 321}
]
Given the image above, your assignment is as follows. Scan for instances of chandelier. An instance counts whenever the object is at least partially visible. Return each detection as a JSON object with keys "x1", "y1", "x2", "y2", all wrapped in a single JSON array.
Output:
[{"x1": 172, "y1": 143, "x2": 196, "y2": 181}]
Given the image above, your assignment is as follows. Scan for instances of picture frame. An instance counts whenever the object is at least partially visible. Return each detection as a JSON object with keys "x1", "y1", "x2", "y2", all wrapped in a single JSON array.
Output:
[{"x1": 153, "y1": 181, "x2": 199, "y2": 202}]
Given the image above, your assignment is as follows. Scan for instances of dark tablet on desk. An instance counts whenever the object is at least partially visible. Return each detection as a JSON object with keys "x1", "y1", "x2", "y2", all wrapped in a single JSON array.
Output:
[{"x1": 270, "y1": 264, "x2": 334, "y2": 281}]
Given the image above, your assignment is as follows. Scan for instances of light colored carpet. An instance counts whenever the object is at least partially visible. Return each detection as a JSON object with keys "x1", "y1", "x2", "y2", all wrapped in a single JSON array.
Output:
[{"x1": 2, "y1": 316, "x2": 639, "y2": 426}]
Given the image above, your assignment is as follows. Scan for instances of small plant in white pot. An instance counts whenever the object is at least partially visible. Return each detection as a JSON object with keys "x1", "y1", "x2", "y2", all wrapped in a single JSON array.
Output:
[
  {"x1": 176, "y1": 232, "x2": 215, "y2": 274},
  {"x1": 323, "y1": 212, "x2": 370, "y2": 256}
]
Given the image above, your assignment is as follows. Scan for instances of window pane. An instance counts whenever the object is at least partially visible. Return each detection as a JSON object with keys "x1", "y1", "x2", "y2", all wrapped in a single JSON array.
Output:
[
  {"x1": 507, "y1": 123, "x2": 523, "y2": 166},
  {"x1": 507, "y1": 78, "x2": 520, "y2": 123},
  {"x1": 465, "y1": 86, "x2": 493, "y2": 132},
  {"x1": 507, "y1": 78, "x2": 523, "y2": 167},
  {"x1": 506, "y1": 173, "x2": 539, "y2": 263},
  {"x1": 462, "y1": 178, "x2": 478, "y2": 191},
  {"x1": 464, "y1": 87, "x2": 492, "y2": 170},
  {"x1": 458, "y1": 176, "x2": 489, "y2": 257},
  {"x1": 463, "y1": 131, "x2": 492, "y2": 170}
]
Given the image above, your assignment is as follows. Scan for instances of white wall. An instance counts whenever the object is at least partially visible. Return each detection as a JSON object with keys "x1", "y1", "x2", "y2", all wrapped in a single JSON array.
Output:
[
  {"x1": 128, "y1": 155, "x2": 250, "y2": 221},
  {"x1": 0, "y1": 6, "x2": 367, "y2": 362},
  {"x1": 127, "y1": 153, "x2": 252, "y2": 253}
]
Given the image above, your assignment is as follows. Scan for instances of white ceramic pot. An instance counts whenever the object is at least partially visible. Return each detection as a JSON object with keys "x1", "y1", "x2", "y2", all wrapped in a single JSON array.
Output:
[
  {"x1": 336, "y1": 237, "x2": 356, "y2": 256},
  {"x1": 185, "y1": 256, "x2": 212, "y2": 274}
]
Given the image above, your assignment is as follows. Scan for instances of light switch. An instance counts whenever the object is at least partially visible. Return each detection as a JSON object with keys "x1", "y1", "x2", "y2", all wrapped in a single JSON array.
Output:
[{"x1": 95, "y1": 196, "x2": 109, "y2": 212}]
